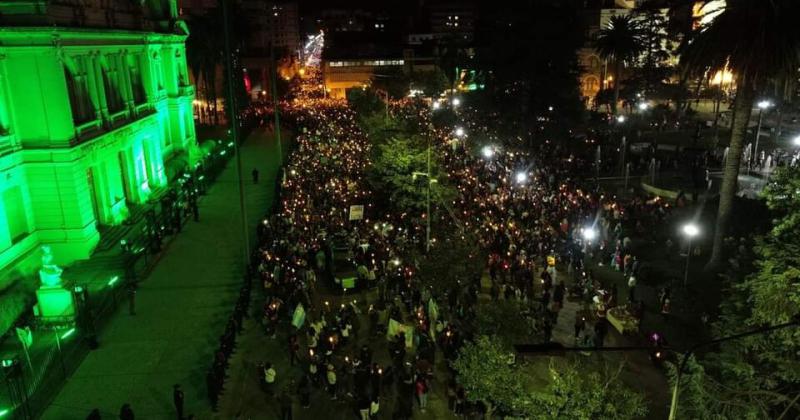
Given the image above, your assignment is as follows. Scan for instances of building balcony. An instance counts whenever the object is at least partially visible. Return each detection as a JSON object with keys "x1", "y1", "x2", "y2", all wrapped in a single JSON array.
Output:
[
  {"x1": 177, "y1": 85, "x2": 194, "y2": 97},
  {"x1": 73, "y1": 119, "x2": 103, "y2": 145},
  {"x1": 71, "y1": 105, "x2": 155, "y2": 147}
]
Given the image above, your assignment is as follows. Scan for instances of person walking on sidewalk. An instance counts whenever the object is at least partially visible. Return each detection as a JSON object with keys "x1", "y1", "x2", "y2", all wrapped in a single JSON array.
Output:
[
  {"x1": 288, "y1": 333, "x2": 300, "y2": 366},
  {"x1": 263, "y1": 362, "x2": 277, "y2": 396},
  {"x1": 119, "y1": 403, "x2": 135, "y2": 420},
  {"x1": 173, "y1": 384, "x2": 185, "y2": 419},
  {"x1": 415, "y1": 375, "x2": 429, "y2": 412},
  {"x1": 279, "y1": 388, "x2": 293, "y2": 420},
  {"x1": 127, "y1": 283, "x2": 137, "y2": 315},
  {"x1": 326, "y1": 363, "x2": 338, "y2": 400}
]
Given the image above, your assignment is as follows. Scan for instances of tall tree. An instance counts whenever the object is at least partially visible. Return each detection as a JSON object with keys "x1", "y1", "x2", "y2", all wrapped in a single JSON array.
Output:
[
  {"x1": 452, "y1": 336, "x2": 524, "y2": 418},
  {"x1": 677, "y1": 0, "x2": 800, "y2": 269},
  {"x1": 633, "y1": 7, "x2": 673, "y2": 96},
  {"x1": 668, "y1": 165, "x2": 800, "y2": 419},
  {"x1": 594, "y1": 15, "x2": 644, "y2": 115}
]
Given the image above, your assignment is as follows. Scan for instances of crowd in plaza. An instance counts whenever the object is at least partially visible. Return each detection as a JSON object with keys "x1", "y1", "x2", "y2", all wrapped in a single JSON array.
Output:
[{"x1": 225, "y1": 74, "x2": 684, "y2": 418}]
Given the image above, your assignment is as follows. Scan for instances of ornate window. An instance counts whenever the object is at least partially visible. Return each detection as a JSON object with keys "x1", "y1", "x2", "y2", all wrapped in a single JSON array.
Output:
[
  {"x1": 102, "y1": 54, "x2": 125, "y2": 114},
  {"x1": 128, "y1": 54, "x2": 146, "y2": 104},
  {"x1": 64, "y1": 57, "x2": 95, "y2": 124}
]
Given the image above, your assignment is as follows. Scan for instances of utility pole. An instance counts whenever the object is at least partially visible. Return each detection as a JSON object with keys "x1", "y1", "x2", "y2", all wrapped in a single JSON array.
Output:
[
  {"x1": 412, "y1": 135, "x2": 436, "y2": 254},
  {"x1": 425, "y1": 135, "x2": 431, "y2": 253},
  {"x1": 222, "y1": 0, "x2": 250, "y2": 263}
]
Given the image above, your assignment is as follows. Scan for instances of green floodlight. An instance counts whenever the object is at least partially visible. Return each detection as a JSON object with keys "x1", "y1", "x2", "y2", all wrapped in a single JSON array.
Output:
[
  {"x1": 107, "y1": 275, "x2": 120, "y2": 287},
  {"x1": 60, "y1": 328, "x2": 75, "y2": 340}
]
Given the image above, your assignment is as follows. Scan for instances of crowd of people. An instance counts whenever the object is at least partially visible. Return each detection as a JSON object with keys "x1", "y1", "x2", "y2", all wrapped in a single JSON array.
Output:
[
  {"x1": 207, "y1": 269, "x2": 253, "y2": 411},
  {"x1": 215, "y1": 81, "x2": 685, "y2": 419}
]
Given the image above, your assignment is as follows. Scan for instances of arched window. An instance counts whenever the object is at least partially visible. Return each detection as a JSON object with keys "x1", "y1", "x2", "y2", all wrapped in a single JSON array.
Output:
[{"x1": 582, "y1": 76, "x2": 600, "y2": 96}]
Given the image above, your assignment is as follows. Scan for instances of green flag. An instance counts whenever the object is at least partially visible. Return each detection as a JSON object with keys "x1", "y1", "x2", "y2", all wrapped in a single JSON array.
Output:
[
  {"x1": 15, "y1": 326, "x2": 32, "y2": 348},
  {"x1": 292, "y1": 304, "x2": 306, "y2": 329}
]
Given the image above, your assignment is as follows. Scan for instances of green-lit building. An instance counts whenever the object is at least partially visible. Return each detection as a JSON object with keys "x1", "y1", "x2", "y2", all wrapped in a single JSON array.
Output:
[{"x1": 0, "y1": 0, "x2": 197, "y2": 276}]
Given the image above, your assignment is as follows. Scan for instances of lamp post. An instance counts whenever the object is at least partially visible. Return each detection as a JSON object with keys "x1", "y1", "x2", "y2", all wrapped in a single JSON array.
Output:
[
  {"x1": 481, "y1": 145, "x2": 495, "y2": 159},
  {"x1": 222, "y1": 0, "x2": 250, "y2": 263},
  {"x1": 751, "y1": 99, "x2": 772, "y2": 172},
  {"x1": 616, "y1": 115, "x2": 627, "y2": 176},
  {"x1": 413, "y1": 134, "x2": 437, "y2": 253},
  {"x1": 515, "y1": 171, "x2": 528, "y2": 185},
  {"x1": 681, "y1": 223, "x2": 699, "y2": 287},
  {"x1": 581, "y1": 227, "x2": 597, "y2": 254}
]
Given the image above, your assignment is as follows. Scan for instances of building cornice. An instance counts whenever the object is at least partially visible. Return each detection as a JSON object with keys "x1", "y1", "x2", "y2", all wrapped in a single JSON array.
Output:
[{"x1": 0, "y1": 27, "x2": 187, "y2": 47}]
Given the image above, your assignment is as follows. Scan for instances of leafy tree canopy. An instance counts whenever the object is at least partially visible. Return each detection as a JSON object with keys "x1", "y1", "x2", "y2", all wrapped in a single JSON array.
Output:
[
  {"x1": 369, "y1": 136, "x2": 455, "y2": 214},
  {"x1": 346, "y1": 87, "x2": 386, "y2": 119},
  {"x1": 669, "y1": 166, "x2": 800, "y2": 419}
]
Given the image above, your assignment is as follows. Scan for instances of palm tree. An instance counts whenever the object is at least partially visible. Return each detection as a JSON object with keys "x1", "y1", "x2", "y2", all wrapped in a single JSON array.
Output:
[
  {"x1": 594, "y1": 15, "x2": 643, "y2": 115},
  {"x1": 678, "y1": 0, "x2": 800, "y2": 269}
]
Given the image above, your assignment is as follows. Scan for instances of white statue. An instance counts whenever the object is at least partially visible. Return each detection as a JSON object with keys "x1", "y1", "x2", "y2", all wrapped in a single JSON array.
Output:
[{"x1": 39, "y1": 246, "x2": 63, "y2": 287}]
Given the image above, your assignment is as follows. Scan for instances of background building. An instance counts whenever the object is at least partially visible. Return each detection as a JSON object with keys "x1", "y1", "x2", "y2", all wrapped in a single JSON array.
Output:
[
  {"x1": 0, "y1": 0, "x2": 196, "y2": 278},
  {"x1": 321, "y1": 31, "x2": 437, "y2": 99}
]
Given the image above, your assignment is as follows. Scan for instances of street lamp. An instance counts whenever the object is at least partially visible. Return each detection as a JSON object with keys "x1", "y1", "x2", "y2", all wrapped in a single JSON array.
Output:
[
  {"x1": 681, "y1": 223, "x2": 699, "y2": 287},
  {"x1": 582, "y1": 227, "x2": 597, "y2": 242},
  {"x1": 455, "y1": 127, "x2": 465, "y2": 137},
  {"x1": 515, "y1": 171, "x2": 528, "y2": 184},
  {"x1": 751, "y1": 99, "x2": 772, "y2": 172},
  {"x1": 412, "y1": 171, "x2": 437, "y2": 254},
  {"x1": 432, "y1": 101, "x2": 441, "y2": 110},
  {"x1": 452, "y1": 97, "x2": 461, "y2": 107},
  {"x1": 482, "y1": 145, "x2": 495, "y2": 159},
  {"x1": 637, "y1": 102, "x2": 649, "y2": 111},
  {"x1": 616, "y1": 115, "x2": 626, "y2": 124}
]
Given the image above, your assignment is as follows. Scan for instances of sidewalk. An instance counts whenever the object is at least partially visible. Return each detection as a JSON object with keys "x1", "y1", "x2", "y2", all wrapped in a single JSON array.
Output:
[{"x1": 40, "y1": 128, "x2": 285, "y2": 420}]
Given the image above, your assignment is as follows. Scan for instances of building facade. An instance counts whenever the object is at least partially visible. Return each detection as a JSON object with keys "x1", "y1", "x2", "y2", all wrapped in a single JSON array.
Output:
[{"x1": 0, "y1": 1, "x2": 196, "y2": 274}]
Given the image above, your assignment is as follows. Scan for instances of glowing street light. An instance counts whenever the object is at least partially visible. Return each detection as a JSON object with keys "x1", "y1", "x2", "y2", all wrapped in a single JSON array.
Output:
[
  {"x1": 432, "y1": 101, "x2": 441, "y2": 110},
  {"x1": 793, "y1": 135, "x2": 800, "y2": 147},
  {"x1": 481, "y1": 145, "x2": 495, "y2": 159},
  {"x1": 582, "y1": 227, "x2": 597, "y2": 241},
  {"x1": 752, "y1": 100, "x2": 773, "y2": 172},
  {"x1": 638, "y1": 102, "x2": 649, "y2": 111},
  {"x1": 682, "y1": 223, "x2": 699, "y2": 238},
  {"x1": 452, "y1": 97, "x2": 461, "y2": 107},
  {"x1": 455, "y1": 127, "x2": 465, "y2": 137},
  {"x1": 515, "y1": 172, "x2": 528, "y2": 184},
  {"x1": 616, "y1": 115, "x2": 626, "y2": 123},
  {"x1": 681, "y1": 223, "x2": 700, "y2": 287}
]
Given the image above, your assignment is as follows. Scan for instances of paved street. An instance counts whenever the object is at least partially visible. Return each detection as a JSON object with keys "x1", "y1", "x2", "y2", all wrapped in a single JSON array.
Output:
[{"x1": 41, "y1": 128, "x2": 285, "y2": 420}]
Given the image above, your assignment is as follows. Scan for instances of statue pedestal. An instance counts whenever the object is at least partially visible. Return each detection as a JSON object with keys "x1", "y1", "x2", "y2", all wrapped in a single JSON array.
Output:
[{"x1": 35, "y1": 287, "x2": 75, "y2": 322}]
